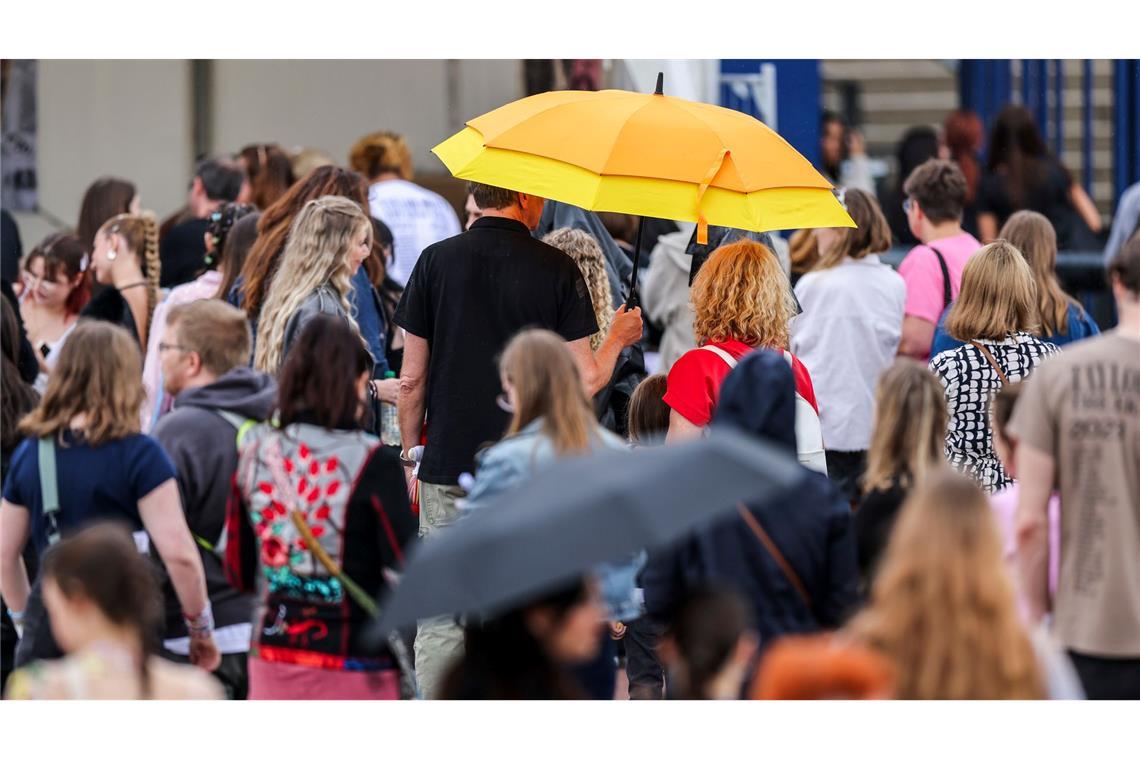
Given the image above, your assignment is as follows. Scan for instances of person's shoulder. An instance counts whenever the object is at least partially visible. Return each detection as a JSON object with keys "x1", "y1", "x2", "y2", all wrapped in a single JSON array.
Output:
[
  {"x1": 8, "y1": 436, "x2": 35, "y2": 468},
  {"x1": 897, "y1": 243, "x2": 935, "y2": 272},
  {"x1": 668, "y1": 345, "x2": 716, "y2": 377},
  {"x1": 929, "y1": 343, "x2": 968, "y2": 372},
  {"x1": 151, "y1": 406, "x2": 220, "y2": 442}
]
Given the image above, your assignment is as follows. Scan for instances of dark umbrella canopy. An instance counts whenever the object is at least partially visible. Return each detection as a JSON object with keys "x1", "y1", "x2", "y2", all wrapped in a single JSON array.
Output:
[{"x1": 366, "y1": 429, "x2": 806, "y2": 643}]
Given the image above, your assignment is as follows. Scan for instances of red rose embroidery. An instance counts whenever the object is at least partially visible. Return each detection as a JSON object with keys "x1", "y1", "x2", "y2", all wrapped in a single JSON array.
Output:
[
  {"x1": 298, "y1": 443, "x2": 310, "y2": 460},
  {"x1": 326, "y1": 481, "x2": 340, "y2": 497},
  {"x1": 309, "y1": 460, "x2": 320, "y2": 477},
  {"x1": 261, "y1": 536, "x2": 289, "y2": 567},
  {"x1": 314, "y1": 505, "x2": 331, "y2": 521},
  {"x1": 325, "y1": 457, "x2": 339, "y2": 473}
]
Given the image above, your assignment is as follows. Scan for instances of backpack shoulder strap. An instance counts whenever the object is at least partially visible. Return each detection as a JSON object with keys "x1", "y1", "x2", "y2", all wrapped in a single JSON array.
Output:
[
  {"x1": 38, "y1": 438, "x2": 62, "y2": 546},
  {"x1": 213, "y1": 409, "x2": 257, "y2": 449},
  {"x1": 927, "y1": 245, "x2": 952, "y2": 310},
  {"x1": 700, "y1": 344, "x2": 739, "y2": 369}
]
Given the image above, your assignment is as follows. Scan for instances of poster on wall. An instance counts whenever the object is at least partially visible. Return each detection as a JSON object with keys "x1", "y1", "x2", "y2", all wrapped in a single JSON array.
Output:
[{"x1": 1, "y1": 59, "x2": 38, "y2": 211}]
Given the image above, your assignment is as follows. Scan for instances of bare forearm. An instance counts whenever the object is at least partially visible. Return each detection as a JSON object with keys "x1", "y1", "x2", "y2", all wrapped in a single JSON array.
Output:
[
  {"x1": 1016, "y1": 509, "x2": 1050, "y2": 622},
  {"x1": 165, "y1": 550, "x2": 211, "y2": 618},
  {"x1": 398, "y1": 380, "x2": 426, "y2": 454},
  {"x1": 1015, "y1": 447, "x2": 1056, "y2": 623},
  {"x1": 0, "y1": 556, "x2": 30, "y2": 612},
  {"x1": 584, "y1": 332, "x2": 625, "y2": 396}
]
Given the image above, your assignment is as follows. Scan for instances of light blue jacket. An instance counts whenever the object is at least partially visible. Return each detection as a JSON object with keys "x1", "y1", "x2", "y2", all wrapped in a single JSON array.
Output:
[{"x1": 464, "y1": 418, "x2": 645, "y2": 621}]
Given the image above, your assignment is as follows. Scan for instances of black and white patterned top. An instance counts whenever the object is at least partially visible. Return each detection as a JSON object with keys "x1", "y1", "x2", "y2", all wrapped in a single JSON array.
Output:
[{"x1": 930, "y1": 332, "x2": 1060, "y2": 493}]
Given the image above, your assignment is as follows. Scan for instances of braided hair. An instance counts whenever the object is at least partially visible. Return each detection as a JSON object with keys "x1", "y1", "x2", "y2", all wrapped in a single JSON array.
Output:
[{"x1": 103, "y1": 211, "x2": 162, "y2": 344}]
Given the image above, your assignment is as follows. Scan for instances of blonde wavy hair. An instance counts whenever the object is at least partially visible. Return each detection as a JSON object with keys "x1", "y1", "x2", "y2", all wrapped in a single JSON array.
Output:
[
  {"x1": 863, "y1": 359, "x2": 947, "y2": 494},
  {"x1": 846, "y1": 469, "x2": 1045, "y2": 699},
  {"x1": 691, "y1": 239, "x2": 796, "y2": 348},
  {"x1": 348, "y1": 130, "x2": 413, "y2": 182},
  {"x1": 946, "y1": 240, "x2": 1039, "y2": 342},
  {"x1": 253, "y1": 196, "x2": 369, "y2": 374},
  {"x1": 19, "y1": 321, "x2": 145, "y2": 446},
  {"x1": 542, "y1": 228, "x2": 613, "y2": 350},
  {"x1": 100, "y1": 211, "x2": 161, "y2": 345}
]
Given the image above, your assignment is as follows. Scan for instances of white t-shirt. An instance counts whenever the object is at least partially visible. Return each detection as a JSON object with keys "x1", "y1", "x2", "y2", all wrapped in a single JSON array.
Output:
[
  {"x1": 368, "y1": 179, "x2": 461, "y2": 287},
  {"x1": 790, "y1": 255, "x2": 906, "y2": 452}
]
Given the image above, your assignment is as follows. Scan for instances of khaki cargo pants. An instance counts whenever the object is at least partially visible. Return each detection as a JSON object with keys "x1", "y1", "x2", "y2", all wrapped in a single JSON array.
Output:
[{"x1": 413, "y1": 482, "x2": 466, "y2": 699}]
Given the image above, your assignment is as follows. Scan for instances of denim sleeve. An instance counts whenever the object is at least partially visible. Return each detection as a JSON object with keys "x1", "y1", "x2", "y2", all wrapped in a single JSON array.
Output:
[{"x1": 349, "y1": 267, "x2": 389, "y2": 376}]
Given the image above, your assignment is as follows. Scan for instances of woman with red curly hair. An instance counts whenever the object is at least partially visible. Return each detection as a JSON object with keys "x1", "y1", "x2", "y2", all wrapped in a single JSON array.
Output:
[{"x1": 662, "y1": 239, "x2": 825, "y2": 472}]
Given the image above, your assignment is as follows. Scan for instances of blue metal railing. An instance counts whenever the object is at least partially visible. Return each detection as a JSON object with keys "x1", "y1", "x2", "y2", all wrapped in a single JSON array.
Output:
[
  {"x1": 1113, "y1": 60, "x2": 1140, "y2": 204},
  {"x1": 961, "y1": 59, "x2": 1140, "y2": 209}
]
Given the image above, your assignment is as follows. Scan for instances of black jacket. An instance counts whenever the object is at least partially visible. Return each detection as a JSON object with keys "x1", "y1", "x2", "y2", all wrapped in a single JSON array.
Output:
[{"x1": 641, "y1": 351, "x2": 858, "y2": 646}]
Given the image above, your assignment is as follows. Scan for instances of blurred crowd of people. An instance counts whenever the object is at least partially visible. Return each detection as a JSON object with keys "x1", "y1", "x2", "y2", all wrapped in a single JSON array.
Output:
[{"x1": 1, "y1": 99, "x2": 1139, "y2": 702}]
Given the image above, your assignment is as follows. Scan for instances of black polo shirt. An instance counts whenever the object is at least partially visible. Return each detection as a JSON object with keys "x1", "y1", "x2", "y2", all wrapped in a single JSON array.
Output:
[{"x1": 393, "y1": 216, "x2": 599, "y2": 485}]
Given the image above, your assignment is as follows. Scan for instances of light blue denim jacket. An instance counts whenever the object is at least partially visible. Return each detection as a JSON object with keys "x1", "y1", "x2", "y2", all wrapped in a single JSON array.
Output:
[{"x1": 463, "y1": 418, "x2": 646, "y2": 621}]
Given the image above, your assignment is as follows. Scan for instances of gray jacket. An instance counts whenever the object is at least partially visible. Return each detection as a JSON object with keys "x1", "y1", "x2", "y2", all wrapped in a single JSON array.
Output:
[{"x1": 152, "y1": 367, "x2": 277, "y2": 632}]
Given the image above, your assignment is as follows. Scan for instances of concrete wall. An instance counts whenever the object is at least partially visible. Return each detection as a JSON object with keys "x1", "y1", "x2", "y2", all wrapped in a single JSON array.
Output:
[
  {"x1": 12, "y1": 59, "x2": 193, "y2": 251},
  {"x1": 11, "y1": 59, "x2": 523, "y2": 254}
]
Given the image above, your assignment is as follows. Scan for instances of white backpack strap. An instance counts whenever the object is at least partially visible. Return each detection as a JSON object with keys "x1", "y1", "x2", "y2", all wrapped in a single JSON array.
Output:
[{"x1": 700, "y1": 344, "x2": 739, "y2": 369}]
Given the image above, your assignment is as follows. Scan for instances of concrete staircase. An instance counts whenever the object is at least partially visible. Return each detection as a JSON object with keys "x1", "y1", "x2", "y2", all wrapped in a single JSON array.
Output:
[{"x1": 821, "y1": 59, "x2": 1117, "y2": 220}]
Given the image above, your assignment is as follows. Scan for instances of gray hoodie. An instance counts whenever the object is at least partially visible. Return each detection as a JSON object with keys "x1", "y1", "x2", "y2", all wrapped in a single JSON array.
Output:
[{"x1": 152, "y1": 367, "x2": 277, "y2": 633}]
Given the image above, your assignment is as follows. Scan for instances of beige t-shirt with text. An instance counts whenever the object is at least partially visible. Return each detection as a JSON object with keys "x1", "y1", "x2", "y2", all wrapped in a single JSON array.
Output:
[{"x1": 1010, "y1": 331, "x2": 1140, "y2": 657}]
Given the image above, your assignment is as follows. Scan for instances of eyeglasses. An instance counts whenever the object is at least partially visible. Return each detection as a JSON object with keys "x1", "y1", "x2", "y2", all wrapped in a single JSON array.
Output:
[{"x1": 157, "y1": 342, "x2": 192, "y2": 354}]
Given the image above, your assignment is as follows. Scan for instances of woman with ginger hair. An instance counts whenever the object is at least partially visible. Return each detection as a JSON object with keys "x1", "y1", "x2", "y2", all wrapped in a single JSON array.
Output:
[
  {"x1": 845, "y1": 469, "x2": 1083, "y2": 699},
  {"x1": 662, "y1": 238, "x2": 825, "y2": 472},
  {"x1": 349, "y1": 130, "x2": 460, "y2": 287}
]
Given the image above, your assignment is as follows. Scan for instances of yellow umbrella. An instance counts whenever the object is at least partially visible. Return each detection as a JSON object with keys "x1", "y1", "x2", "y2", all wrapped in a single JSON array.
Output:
[{"x1": 432, "y1": 74, "x2": 854, "y2": 247}]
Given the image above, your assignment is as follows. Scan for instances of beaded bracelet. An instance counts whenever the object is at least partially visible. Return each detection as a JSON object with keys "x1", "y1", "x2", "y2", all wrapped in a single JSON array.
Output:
[{"x1": 183, "y1": 603, "x2": 214, "y2": 640}]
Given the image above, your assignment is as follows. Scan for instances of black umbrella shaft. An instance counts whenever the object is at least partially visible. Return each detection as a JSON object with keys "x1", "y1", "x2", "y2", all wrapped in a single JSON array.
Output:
[{"x1": 625, "y1": 215, "x2": 645, "y2": 309}]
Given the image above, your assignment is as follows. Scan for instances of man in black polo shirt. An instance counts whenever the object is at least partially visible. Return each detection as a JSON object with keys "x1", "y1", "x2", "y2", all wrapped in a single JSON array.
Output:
[{"x1": 393, "y1": 181, "x2": 643, "y2": 697}]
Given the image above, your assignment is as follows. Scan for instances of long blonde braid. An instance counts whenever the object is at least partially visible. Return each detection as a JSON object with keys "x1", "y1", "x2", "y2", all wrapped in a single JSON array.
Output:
[{"x1": 139, "y1": 211, "x2": 161, "y2": 340}]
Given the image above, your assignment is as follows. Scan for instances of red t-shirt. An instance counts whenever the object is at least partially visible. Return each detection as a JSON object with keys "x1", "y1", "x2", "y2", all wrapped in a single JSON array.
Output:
[{"x1": 664, "y1": 339, "x2": 819, "y2": 427}]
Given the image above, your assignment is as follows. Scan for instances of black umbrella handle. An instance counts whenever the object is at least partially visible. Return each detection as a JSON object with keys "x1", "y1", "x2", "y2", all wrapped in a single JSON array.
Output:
[{"x1": 624, "y1": 215, "x2": 645, "y2": 310}]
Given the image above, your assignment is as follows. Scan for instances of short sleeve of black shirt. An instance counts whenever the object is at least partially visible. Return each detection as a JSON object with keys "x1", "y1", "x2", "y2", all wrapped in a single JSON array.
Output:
[
  {"x1": 552, "y1": 257, "x2": 601, "y2": 343},
  {"x1": 392, "y1": 247, "x2": 434, "y2": 340}
]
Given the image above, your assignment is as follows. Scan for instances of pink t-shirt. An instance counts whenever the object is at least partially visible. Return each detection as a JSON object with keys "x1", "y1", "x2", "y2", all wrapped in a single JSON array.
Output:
[
  {"x1": 897, "y1": 231, "x2": 982, "y2": 325},
  {"x1": 990, "y1": 483, "x2": 1060, "y2": 619}
]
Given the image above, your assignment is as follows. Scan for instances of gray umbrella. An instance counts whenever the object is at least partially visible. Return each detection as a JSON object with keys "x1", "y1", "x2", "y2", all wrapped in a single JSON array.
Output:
[{"x1": 366, "y1": 429, "x2": 805, "y2": 643}]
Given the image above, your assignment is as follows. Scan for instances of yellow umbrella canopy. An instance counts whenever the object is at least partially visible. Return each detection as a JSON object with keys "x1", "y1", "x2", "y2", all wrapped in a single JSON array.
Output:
[{"x1": 433, "y1": 78, "x2": 854, "y2": 244}]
